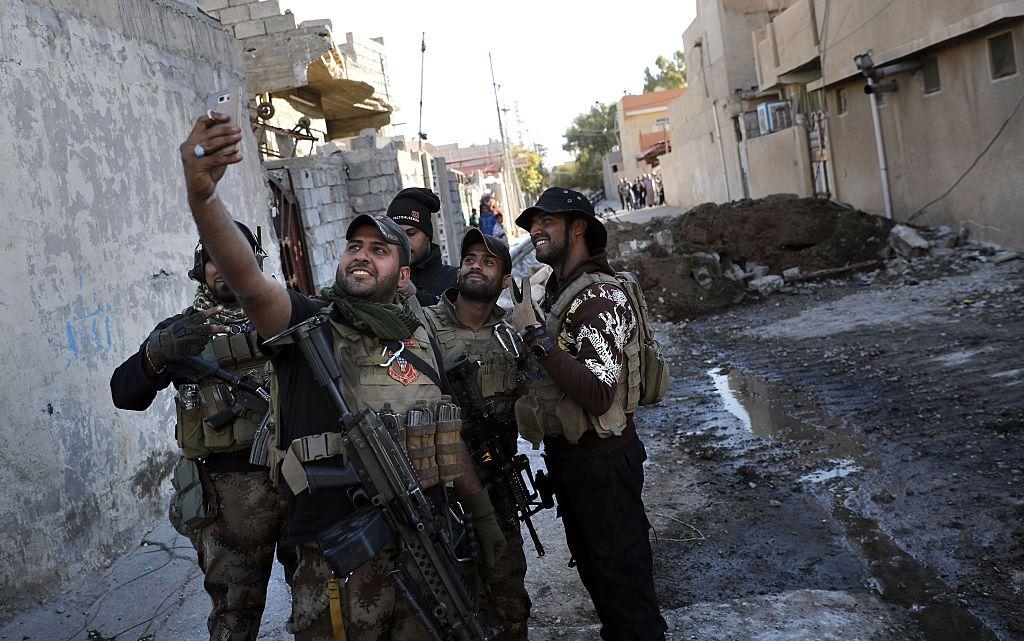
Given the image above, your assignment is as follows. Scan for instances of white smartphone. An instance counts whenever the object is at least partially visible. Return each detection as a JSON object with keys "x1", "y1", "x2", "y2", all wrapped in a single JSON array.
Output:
[{"x1": 205, "y1": 87, "x2": 245, "y2": 155}]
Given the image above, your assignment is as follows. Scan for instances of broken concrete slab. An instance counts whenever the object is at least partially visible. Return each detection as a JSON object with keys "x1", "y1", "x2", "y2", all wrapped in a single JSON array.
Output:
[
  {"x1": 993, "y1": 251, "x2": 1020, "y2": 264},
  {"x1": 749, "y1": 275, "x2": 784, "y2": 296},
  {"x1": 747, "y1": 262, "x2": 770, "y2": 280},
  {"x1": 889, "y1": 225, "x2": 931, "y2": 259}
]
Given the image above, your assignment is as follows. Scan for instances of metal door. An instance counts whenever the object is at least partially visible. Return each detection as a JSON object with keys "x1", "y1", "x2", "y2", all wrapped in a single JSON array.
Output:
[{"x1": 267, "y1": 172, "x2": 316, "y2": 296}]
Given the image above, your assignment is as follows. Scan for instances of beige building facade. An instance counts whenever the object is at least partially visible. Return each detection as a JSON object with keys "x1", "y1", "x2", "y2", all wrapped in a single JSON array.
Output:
[
  {"x1": 616, "y1": 88, "x2": 685, "y2": 182},
  {"x1": 659, "y1": 0, "x2": 792, "y2": 208},
  {"x1": 662, "y1": 0, "x2": 1024, "y2": 248},
  {"x1": 813, "y1": 1, "x2": 1024, "y2": 247}
]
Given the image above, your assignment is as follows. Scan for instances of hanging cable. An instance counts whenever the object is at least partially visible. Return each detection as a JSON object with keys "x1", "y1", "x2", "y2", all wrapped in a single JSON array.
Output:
[{"x1": 909, "y1": 86, "x2": 1024, "y2": 220}]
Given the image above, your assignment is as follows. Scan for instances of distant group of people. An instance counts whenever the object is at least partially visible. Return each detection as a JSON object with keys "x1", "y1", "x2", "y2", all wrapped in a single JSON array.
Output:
[
  {"x1": 468, "y1": 192, "x2": 507, "y2": 242},
  {"x1": 618, "y1": 173, "x2": 664, "y2": 211}
]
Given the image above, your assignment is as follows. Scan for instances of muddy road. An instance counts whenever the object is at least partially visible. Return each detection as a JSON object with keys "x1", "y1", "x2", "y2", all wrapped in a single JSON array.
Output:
[
  {"x1": 3, "y1": 254, "x2": 1020, "y2": 641},
  {"x1": 587, "y1": 256, "x2": 1023, "y2": 641}
]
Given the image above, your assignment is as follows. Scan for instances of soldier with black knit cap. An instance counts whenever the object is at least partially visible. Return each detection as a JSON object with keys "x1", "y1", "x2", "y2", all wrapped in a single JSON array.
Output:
[
  {"x1": 110, "y1": 220, "x2": 297, "y2": 641},
  {"x1": 386, "y1": 187, "x2": 458, "y2": 306}
]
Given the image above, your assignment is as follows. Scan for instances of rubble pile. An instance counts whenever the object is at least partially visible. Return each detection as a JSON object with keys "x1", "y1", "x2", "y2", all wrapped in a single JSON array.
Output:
[{"x1": 605, "y1": 195, "x2": 1017, "y2": 320}]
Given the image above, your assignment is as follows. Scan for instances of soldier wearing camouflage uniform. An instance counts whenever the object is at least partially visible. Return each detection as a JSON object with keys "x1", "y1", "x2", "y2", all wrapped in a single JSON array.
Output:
[
  {"x1": 110, "y1": 221, "x2": 297, "y2": 641},
  {"x1": 423, "y1": 229, "x2": 532, "y2": 641},
  {"x1": 177, "y1": 111, "x2": 506, "y2": 641}
]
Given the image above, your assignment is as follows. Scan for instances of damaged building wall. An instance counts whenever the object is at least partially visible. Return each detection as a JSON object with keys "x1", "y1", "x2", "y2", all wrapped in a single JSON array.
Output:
[
  {"x1": 0, "y1": 0, "x2": 275, "y2": 606},
  {"x1": 267, "y1": 129, "x2": 441, "y2": 291}
]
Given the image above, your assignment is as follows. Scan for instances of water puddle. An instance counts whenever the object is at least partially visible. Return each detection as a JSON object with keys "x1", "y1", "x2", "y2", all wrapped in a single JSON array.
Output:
[
  {"x1": 707, "y1": 366, "x2": 998, "y2": 641},
  {"x1": 832, "y1": 502, "x2": 997, "y2": 641},
  {"x1": 708, "y1": 367, "x2": 864, "y2": 466}
]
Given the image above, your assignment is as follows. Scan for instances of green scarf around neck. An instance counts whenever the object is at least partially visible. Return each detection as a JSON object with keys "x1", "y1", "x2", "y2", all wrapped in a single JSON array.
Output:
[
  {"x1": 193, "y1": 283, "x2": 249, "y2": 326},
  {"x1": 319, "y1": 284, "x2": 420, "y2": 341}
]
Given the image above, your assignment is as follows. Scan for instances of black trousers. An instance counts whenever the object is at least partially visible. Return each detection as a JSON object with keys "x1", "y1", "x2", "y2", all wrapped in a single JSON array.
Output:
[{"x1": 547, "y1": 437, "x2": 667, "y2": 641}]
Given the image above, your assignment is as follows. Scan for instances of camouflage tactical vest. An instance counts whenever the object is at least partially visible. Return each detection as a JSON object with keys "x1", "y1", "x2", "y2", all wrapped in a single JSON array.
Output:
[
  {"x1": 273, "y1": 311, "x2": 460, "y2": 493},
  {"x1": 514, "y1": 273, "x2": 641, "y2": 448},
  {"x1": 422, "y1": 291, "x2": 521, "y2": 411},
  {"x1": 174, "y1": 328, "x2": 268, "y2": 460}
]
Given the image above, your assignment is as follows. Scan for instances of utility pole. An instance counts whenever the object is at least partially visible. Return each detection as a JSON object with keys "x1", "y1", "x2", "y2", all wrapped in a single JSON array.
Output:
[
  {"x1": 488, "y1": 51, "x2": 525, "y2": 221},
  {"x1": 417, "y1": 32, "x2": 426, "y2": 152}
]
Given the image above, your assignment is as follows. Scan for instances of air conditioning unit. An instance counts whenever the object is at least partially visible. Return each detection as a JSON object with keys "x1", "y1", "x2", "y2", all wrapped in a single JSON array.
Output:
[{"x1": 756, "y1": 101, "x2": 793, "y2": 135}]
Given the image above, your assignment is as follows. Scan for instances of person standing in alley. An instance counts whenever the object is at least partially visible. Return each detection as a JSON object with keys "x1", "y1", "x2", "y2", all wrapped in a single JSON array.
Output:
[
  {"x1": 110, "y1": 222, "x2": 297, "y2": 641},
  {"x1": 386, "y1": 187, "x2": 458, "y2": 306},
  {"x1": 506, "y1": 187, "x2": 668, "y2": 641}
]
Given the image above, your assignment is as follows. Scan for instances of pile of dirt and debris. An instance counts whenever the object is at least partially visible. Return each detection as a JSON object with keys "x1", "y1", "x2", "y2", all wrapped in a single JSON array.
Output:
[{"x1": 605, "y1": 194, "x2": 1017, "y2": 321}]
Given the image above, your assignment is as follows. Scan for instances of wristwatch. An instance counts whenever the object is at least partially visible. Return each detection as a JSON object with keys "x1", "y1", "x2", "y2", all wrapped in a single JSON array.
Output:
[{"x1": 529, "y1": 336, "x2": 556, "y2": 360}]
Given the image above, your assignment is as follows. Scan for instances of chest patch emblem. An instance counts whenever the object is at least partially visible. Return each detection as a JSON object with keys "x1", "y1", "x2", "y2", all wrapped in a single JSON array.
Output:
[{"x1": 388, "y1": 357, "x2": 420, "y2": 385}]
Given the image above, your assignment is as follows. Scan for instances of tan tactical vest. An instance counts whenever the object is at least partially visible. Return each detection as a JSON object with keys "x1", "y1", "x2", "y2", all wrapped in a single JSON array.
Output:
[
  {"x1": 515, "y1": 273, "x2": 641, "y2": 448},
  {"x1": 174, "y1": 329, "x2": 268, "y2": 460},
  {"x1": 274, "y1": 312, "x2": 460, "y2": 493},
  {"x1": 422, "y1": 294, "x2": 521, "y2": 407}
]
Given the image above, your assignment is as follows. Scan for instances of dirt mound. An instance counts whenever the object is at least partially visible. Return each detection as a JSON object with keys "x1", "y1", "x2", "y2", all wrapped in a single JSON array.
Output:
[{"x1": 606, "y1": 196, "x2": 895, "y2": 320}]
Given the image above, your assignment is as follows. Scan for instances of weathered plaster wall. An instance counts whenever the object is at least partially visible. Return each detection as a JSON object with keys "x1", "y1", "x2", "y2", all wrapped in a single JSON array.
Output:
[
  {"x1": 742, "y1": 125, "x2": 814, "y2": 198},
  {"x1": 0, "y1": 0, "x2": 275, "y2": 608},
  {"x1": 827, "y1": 23, "x2": 1024, "y2": 248}
]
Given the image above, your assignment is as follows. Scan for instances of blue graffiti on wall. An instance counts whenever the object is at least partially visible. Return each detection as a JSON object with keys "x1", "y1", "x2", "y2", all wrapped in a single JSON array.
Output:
[{"x1": 65, "y1": 291, "x2": 114, "y2": 367}]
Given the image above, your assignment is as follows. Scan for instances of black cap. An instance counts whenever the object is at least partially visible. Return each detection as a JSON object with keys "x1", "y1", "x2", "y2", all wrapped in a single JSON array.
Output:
[
  {"x1": 461, "y1": 228, "x2": 512, "y2": 275},
  {"x1": 515, "y1": 186, "x2": 606, "y2": 252},
  {"x1": 387, "y1": 187, "x2": 441, "y2": 239},
  {"x1": 346, "y1": 214, "x2": 412, "y2": 266}
]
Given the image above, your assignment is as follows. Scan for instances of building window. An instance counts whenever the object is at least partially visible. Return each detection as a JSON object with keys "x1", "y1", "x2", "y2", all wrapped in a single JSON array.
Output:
[
  {"x1": 922, "y1": 57, "x2": 941, "y2": 93},
  {"x1": 989, "y1": 32, "x2": 1017, "y2": 79},
  {"x1": 611, "y1": 164, "x2": 619, "y2": 172},
  {"x1": 835, "y1": 87, "x2": 848, "y2": 115}
]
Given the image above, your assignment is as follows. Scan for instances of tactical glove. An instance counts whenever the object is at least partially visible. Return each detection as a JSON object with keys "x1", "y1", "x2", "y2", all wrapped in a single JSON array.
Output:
[
  {"x1": 149, "y1": 309, "x2": 220, "y2": 363},
  {"x1": 461, "y1": 488, "x2": 507, "y2": 572},
  {"x1": 508, "y1": 276, "x2": 543, "y2": 337}
]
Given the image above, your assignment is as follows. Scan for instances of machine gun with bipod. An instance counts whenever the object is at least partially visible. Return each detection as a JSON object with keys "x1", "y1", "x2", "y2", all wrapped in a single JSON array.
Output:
[{"x1": 265, "y1": 315, "x2": 489, "y2": 641}]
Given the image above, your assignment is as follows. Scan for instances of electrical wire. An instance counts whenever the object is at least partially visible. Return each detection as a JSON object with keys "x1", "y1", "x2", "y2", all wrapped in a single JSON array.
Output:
[{"x1": 908, "y1": 85, "x2": 1024, "y2": 220}]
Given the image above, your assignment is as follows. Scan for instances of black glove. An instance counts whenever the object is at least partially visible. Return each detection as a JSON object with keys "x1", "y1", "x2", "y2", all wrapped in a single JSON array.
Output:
[{"x1": 149, "y1": 308, "x2": 222, "y2": 363}]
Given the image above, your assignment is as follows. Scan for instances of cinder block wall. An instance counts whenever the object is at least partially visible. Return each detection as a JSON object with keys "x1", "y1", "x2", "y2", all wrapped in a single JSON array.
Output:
[
  {"x1": 0, "y1": 0, "x2": 275, "y2": 607},
  {"x1": 267, "y1": 130, "x2": 439, "y2": 291}
]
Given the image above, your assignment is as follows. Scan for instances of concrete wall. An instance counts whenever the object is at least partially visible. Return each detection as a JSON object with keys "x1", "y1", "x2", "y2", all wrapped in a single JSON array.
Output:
[
  {"x1": 827, "y1": 22, "x2": 1024, "y2": 247},
  {"x1": 0, "y1": 0, "x2": 275, "y2": 607},
  {"x1": 773, "y1": 0, "x2": 818, "y2": 75},
  {"x1": 818, "y1": 0, "x2": 1021, "y2": 83},
  {"x1": 742, "y1": 126, "x2": 814, "y2": 198},
  {"x1": 602, "y1": 150, "x2": 625, "y2": 203}
]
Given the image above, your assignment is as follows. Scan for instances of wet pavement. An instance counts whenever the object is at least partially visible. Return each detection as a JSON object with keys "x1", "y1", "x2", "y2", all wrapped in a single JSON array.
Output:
[{"x1": 3, "y1": 257, "x2": 1021, "y2": 640}]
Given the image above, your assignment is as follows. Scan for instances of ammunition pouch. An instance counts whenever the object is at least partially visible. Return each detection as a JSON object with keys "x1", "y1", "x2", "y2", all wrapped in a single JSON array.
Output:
[
  {"x1": 170, "y1": 457, "x2": 218, "y2": 531},
  {"x1": 280, "y1": 400, "x2": 462, "y2": 496},
  {"x1": 174, "y1": 331, "x2": 268, "y2": 460}
]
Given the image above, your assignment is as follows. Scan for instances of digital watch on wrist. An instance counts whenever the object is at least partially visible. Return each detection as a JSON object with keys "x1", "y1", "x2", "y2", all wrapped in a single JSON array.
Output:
[{"x1": 529, "y1": 336, "x2": 556, "y2": 360}]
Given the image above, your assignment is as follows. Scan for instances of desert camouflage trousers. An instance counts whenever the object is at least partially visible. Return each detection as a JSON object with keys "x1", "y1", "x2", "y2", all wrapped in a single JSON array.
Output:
[
  {"x1": 478, "y1": 503, "x2": 531, "y2": 641},
  {"x1": 288, "y1": 544, "x2": 433, "y2": 641},
  {"x1": 169, "y1": 468, "x2": 298, "y2": 641}
]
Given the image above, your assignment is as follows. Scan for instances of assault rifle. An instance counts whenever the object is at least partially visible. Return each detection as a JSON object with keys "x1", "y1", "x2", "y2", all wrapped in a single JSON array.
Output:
[
  {"x1": 264, "y1": 315, "x2": 488, "y2": 641},
  {"x1": 180, "y1": 356, "x2": 270, "y2": 432},
  {"x1": 444, "y1": 355, "x2": 554, "y2": 557}
]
